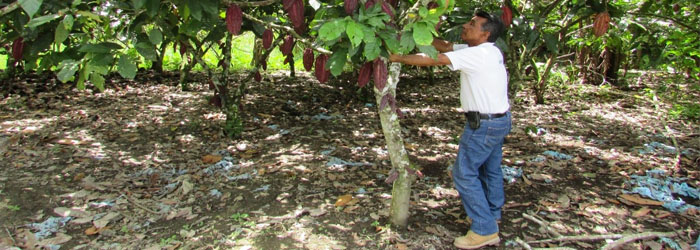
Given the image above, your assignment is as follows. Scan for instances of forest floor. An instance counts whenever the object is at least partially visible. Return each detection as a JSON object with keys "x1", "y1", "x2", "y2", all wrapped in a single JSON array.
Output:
[{"x1": 0, "y1": 70, "x2": 699, "y2": 250}]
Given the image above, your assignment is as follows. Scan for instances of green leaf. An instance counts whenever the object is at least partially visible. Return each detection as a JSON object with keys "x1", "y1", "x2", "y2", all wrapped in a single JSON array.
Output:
[
  {"x1": 380, "y1": 33, "x2": 399, "y2": 54},
  {"x1": 417, "y1": 45, "x2": 438, "y2": 59},
  {"x1": 19, "y1": 0, "x2": 42, "y2": 18},
  {"x1": 90, "y1": 73, "x2": 105, "y2": 91},
  {"x1": 62, "y1": 15, "x2": 74, "y2": 30},
  {"x1": 118, "y1": 55, "x2": 137, "y2": 79},
  {"x1": 418, "y1": 7, "x2": 428, "y2": 18},
  {"x1": 186, "y1": 0, "x2": 202, "y2": 20},
  {"x1": 412, "y1": 22, "x2": 434, "y2": 46},
  {"x1": 26, "y1": 14, "x2": 60, "y2": 28},
  {"x1": 135, "y1": 42, "x2": 157, "y2": 61},
  {"x1": 76, "y1": 11, "x2": 102, "y2": 22},
  {"x1": 57, "y1": 59, "x2": 80, "y2": 83},
  {"x1": 346, "y1": 20, "x2": 364, "y2": 48},
  {"x1": 319, "y1": 19, "x2": 346, "y2": 41},
  {"x1": 328, "y1": 48, "x2": 347, "y2": 76},
  {"x1": 200, "y1": 0, "x2": 218, "y2": 17},
  {"x1": 146, "y1": 0, "x2": 160, "y2": 17},
  {"x1": 363, "y1": 41, "x2": 381, "y2": 61},
  {"x1": 399, "y1": 31, "x2": 416, "y2": 53},
  {"x1": 544, "y1": 33, "x2": 558, "y2": 54},
  {"x1": 54, "y1": 21, "x2": 69, "y2": 44},
  {"x1": 79, "y1": 44, "x2": 111, "y2": 53},
  {"x1": 76, "y1": 67, "x2": 87, "y2": 90},
  {"x1": 132, "y1": 0, "x2": 147, "y2": 9},
  {"x1": 148, "y1": 29, "x2": 163, "y2": 45}
]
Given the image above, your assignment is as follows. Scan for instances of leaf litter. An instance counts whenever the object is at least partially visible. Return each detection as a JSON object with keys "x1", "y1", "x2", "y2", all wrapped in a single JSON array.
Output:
[{"x1": 0, "y1": 72, "x2": 698, "y2": 249}]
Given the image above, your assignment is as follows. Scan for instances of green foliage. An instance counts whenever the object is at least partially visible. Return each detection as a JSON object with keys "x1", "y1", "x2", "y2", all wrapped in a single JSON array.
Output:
[{"x1": 670, "y1": 103, "x2": 700, "y2": 121}]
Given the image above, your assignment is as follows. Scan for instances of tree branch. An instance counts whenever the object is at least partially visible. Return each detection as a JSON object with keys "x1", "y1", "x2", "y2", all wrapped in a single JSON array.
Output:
[
  {"x1": 241, "y1": 12, "x2": 332, "y2": 55},
  {"x1": 0, "y1": 1, "x2": 20, "y2": 17},
  {"x1": 221, "y1": 0, "x2": 279, "y2": 7},
  {"x1": 630, "y1": 11, "x2": 700, "y2": 34},
  {"x1": 600, "y1": 232, "x2": 678, "y2": 250}
]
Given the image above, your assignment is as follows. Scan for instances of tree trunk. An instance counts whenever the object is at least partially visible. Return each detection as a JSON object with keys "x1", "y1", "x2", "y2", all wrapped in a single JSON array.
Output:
[
  {"x1": 374, "y1": 62, "x2": 414, "y2": 228},
  {"x1": 604, "y1": 46, "x2": 623, "y2": 87},
  {"x1": 534, "y1": 54, "x2": 555, "y2": 104}
]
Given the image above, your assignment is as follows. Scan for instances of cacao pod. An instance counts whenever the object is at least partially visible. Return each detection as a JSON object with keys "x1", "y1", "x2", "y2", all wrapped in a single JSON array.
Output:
[
  {"x1": 226, "y1": 4, "x2": 243, "y2": 35},
  {"x1": 254, "y1": 71, "x2": 262, "y2": 82},
  {"x1": 373, "y1": 58, "x2": 387, "y2": 90},
  {"x1": 358, "y1": 62, "x2": 373, "y2": 88},
  {"x1": 344, "y1": 0, "x2": 358, "y2": 15},
  {"x1": 209, "y1": 95, "x2": 222, "y2": 108},
  {"x1": 381, "y1": 1, "x2": 395, "y2": 19},
  {"x1": 673, "y1": 4, "x2": 680, "y2": 12},
  {"x1": 280, "y1": 35, "x2": 295, "y2": 56},
  {"x1": 303, "y1": 48, "x2": 314, "y2": 71},
  {"x1": 387, "y1": 0, "x2": 399, "y2": 8},
  {"x1": 593, "y1": 11, "x2": 610, "y2": 37},
  {"x1": 314, "y1": 54, "x2": 330, "y2": 83},
  {"x1": 12, "y1": 37, "x2": 24, "y2": 61},
  {"x1": 261, "y1": 60, "x2": 267, "y2": 70},
  {"x1": 288, "y1": 0, "x2": 305, "y2": 30},
  {"x1": 501, "y1": 5, "x2": 512, "y2": 27},
  {"x1": 283, "y1": 54, "x2": 291, "y2": 65},
  {"x1": 262, "y1": 29, "x2": 273, "y2": 49},
  {"x1": 179, "y1": 41, "x2": 187, "y2": 56},
  {"x1": 282, "y1": 0, "x2": 293, "y2": 11},
  {"x1": 365, "y1": 0, "x2": 377, "y2": 9},
  {"x1": 427, "y1": 2, "x2": 438, "y2": 9}
]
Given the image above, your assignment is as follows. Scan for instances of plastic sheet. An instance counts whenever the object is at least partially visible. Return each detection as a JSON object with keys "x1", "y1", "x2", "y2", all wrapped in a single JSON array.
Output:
[
  {"x1": 29, "y1": 216, "x2": 72, "y2": 240},
  {"x1": 543, "y1": 150, "x2": 573, "y2": 160},
  {"x1": 326, "y1": 157, "x2": 373, "y2": 169},
  {"x1": 501, "y1": 165, "x2": 522, "y2": 184},
  {"x1": 626, "y1": 170, "x2": 700, "y2": 213}
]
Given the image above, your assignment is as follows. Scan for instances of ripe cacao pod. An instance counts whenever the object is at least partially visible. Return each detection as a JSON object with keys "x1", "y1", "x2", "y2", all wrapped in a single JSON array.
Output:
[
  {"x1": 283, "y1": 54, "x2": 291, "y2": 65},
  {"x1": 261, "y1": 60, "x2": 267, "y2": 70},
  {"x1": 427, "y1": 2, "x2": 438, "y2": 9},
  {"x1": 373, "y1": 58, "x2": 387, "y2": 90},
  {"x1": 226, "y1": 4, "x2": 243, "y2": 35},
  {"x1": 365, "y1": 0, "x2": 377, "y2": 9},
  {"x1": 283, "y1": 0, "x2": 293, "y2": 11},
  {"x1": 358, "y1": 62, "x2": 373, "y2": 88},
  {"x1": 179, "y1": 41, "x2": 187, "y2": 56},
  {"x1": 287, "y1": 0, "x2": 305, "y2": 30},
  {"x1": 280, "y1": 35, "x2": 294, "y2": 56},
  {"x1": 344, "y1": 0, "x2": 358, "y2": 15},
  {"x1": 209, "y1": 95, "x2": 222, "y2": 107},
  {"x1": 381, "y1": 1, "x2": 395, "y2": 19},
  {"x1": 672, "y1": 4, "x2": 680, "y2": 12},
  {"x1": 303, "y1": 48, "x2": 314, "y2": 71},
  {"x1": 314, "y1": 54, "x2": 330, "y2": 83},
  {"x1": 254, "y1": 71, "x2": 262, "y2": 82},
  {"x1": 501, "y1": 5, "x2": 513, "y2": 27},
  {"x1": 262, "y1": 29, "x2": 273, "y2": 49},
  {"x1": 12, "y1": 37, "x2": 24, "y2": 61},
  {"x1": 593, "y1": 11, "x2": 610, "y2": 37}
]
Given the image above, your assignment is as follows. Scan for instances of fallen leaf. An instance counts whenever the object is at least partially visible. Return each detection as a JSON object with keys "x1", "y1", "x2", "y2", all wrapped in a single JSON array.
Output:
[
  {"x1": 202, "y1": 155, "x2": 222, "y2": 164},
  {"x1": 396, "y1": 243, "x2": 408, "y2": 250},
  {"x1": 334, "y1": 194, "x2": 353, "y2": 207},
  {"x1": 632, "y1": 207, "x2": 651, "y2": 217},
  {"x1": 619, "y1": 194, "x2": 663, "y2": 206},
  {"x1": 93, "y1": 212, "x2": 120, "y2": 228}
]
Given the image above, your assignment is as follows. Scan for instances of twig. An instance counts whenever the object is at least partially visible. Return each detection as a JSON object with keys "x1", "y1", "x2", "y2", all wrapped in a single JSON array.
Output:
[
  {"x1": 600, "y1": 231, "x2": 678, "y2": 250},
  {"x1": 222, "y1": 0, "x2": 278, "y2": 7},
  {"x1": 121, "y1": 193, "x2": 162, "y2": 215},
  {"x1": 522, "y1": 213, "x2": 563, "y2": 238},
  {"x1": 515, "y1": 237, "x2": 533, "y2": 250},
  {"x1": 0, "y1": 1, "x2": 20, "y2": 17},
  {"x1": 4, "y1": 226, "x2": 16, "y2": 245},
  {"x1": 529, "y1": 234, "x2": 623, "y2": 244}
]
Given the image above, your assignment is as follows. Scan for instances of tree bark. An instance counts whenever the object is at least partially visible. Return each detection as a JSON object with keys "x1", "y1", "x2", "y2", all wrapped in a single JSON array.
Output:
[{"x1": 374, "y1": 62, "x2": 414, "y2": 228}]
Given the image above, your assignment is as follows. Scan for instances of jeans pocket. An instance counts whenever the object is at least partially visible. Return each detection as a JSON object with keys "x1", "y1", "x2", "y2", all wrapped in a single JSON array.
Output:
[{"x1": 484, "y1": 126, "x2": 507, "y2": 147}]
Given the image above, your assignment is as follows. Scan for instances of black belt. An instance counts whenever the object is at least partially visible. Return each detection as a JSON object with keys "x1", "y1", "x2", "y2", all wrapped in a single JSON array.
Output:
[{"x1": 464, "y1": 112, "x2": 507, "y2": 120}]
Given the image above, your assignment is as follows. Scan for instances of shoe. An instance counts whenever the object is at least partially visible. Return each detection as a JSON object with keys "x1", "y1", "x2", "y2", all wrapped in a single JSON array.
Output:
[{"x1": 454, "y1": 230, "x2": 500, "y2": 249}]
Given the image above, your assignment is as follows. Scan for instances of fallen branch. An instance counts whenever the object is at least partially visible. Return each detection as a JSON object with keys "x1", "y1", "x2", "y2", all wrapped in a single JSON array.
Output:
[
  {"x1": 528, "y1": 231, "x2": 678, "y2": 247},
  {"x1": 523, "y1": 213, "x2": 563, "y2": 238},
  {"x1": 600, "y1": 231, "x2": 678, "y2": 250},
  {"x1": 4, "y1": 226, "x2": 16, "y2": 246}
]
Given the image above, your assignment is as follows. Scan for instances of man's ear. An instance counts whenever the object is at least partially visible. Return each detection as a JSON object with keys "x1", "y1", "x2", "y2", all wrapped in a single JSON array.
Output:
[{"x1": 481, "y1": 31, "x2": 491, "y2": 41}]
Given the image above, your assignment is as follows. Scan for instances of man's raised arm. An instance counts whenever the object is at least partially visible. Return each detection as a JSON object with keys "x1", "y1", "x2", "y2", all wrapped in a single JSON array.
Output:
[{"x1": 432, "y1": 39, "x2": 454, "y2": 53}]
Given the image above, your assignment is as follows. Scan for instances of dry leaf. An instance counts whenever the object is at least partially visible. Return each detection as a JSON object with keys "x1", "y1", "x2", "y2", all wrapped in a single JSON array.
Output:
[
  {"x1": 93, "y1": 212, "x2": 120, "y2": 228},
  {"x1": 202, "y1": 155, "x2": 222, "y2": 164},
  {"x1": 632, "y1": 207, "x2": 651, "y2": 217},
  {"x1": 334, "y1": 194, "x2": 353, "y2": 207},
  {"x1": 619, "y1": 194, "x2": 663, "y2": 206}
]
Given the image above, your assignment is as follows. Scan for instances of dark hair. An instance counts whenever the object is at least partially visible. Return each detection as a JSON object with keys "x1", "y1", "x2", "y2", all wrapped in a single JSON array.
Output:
[{"x1": 475, "y1": 10, "x2": 504, "y2": 42}]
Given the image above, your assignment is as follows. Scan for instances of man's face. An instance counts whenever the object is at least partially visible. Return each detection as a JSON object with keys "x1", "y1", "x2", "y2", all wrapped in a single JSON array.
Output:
[{"x1": 461, "y1": 16, "x2": 489, "y2": 44}]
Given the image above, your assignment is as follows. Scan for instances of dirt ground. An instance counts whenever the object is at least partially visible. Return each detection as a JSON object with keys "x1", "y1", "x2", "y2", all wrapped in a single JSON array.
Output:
[{"x1": 0, "y1": 70, "x2": 699, "y2": 249}]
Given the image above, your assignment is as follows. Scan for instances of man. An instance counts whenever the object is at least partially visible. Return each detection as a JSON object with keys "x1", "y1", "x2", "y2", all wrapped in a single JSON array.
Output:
[{"x1": 389, "y1": 11, "x2": 511, "y2": 249}]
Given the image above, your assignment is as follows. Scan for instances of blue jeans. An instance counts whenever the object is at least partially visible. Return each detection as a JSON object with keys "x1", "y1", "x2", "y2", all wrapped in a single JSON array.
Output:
[{"x1": 452, "y1": 111, "x2": 511, "y2": 235}]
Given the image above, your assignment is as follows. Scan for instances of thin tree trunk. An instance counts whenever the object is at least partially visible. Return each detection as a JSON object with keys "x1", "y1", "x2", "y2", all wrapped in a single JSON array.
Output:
[
  {"x1": 374, "y1": 61, "x2": 413, "y2": 228},
  {"x1": 535, "y1": 54, "x2": 555, "y2": 104}
]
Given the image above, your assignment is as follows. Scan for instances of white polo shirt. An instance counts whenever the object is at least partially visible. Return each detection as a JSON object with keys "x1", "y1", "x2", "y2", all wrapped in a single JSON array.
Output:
[{"x1": 444, "y1": 43, "x2": 509, "y2": 114}]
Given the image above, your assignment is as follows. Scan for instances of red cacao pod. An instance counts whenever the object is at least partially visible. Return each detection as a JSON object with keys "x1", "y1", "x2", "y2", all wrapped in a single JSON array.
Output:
[
  {"x1": 179, "y1": 41, "x2": 187, "y2": 56},
  {"x1": 283, "y1": 0, "x2": 293, "y2": 11},
  {"x1": 209, "y1": 95, "x2": 222, "y2": 107},
  {"x1": 261, "y1": 60, "x2": 267, "y2": 70},
  {"x1": 254, "y1": 71, "x2": 262, "y2": 82},
  {"x1": 303, "y1": 48, "x2": 314, "y2": 71},
  {"x1": 427, "y1": 2, "x2": 438, "y2": 9},
  {"x1": 501, "y1": 6, "x2": 513, "y2": 27},
  {"x1": 283, "y1": 54, "x2": 291, "y2": 65},
  {"x1": 358, "y1": 62, "x2": 373, "y2": 88},
  {"x1": 365, "y1": 0, "x2": 377, "y2": 9},
  {"x1": 226, "y1": 4, "x2": 243, "y2": 35},
  {"x1": 593, "y1": 11, "x2": 610, "y2": 37},
  {"x1": 381, "y1": 1, "x2": 395, "y2": 19},
  {"x1": 262, "y1": 29, "x2": 273, "y2": 49},
  {"x1": 288, "y1": 0, "x2": 305, "y2": 30},
  {"x1": 344, "y1": 0, "x2": 358, "y2": 15},
  {"x1": 12, "y1": 37, "x2": 24, "y2": 61},
  {"x1": 280, "y1": 35, "x2": 294, "y2": 56},
  {"x1": 373, "y1": 58, "x2": 387, "y2": 90},
  {"x1": 314, "y1": 54, "x2": 330, "y2": 83}
]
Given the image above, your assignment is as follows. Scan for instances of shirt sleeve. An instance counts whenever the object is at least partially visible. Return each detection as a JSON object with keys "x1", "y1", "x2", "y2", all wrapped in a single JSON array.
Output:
[
  {"x1": 452, "y1": 44, "x2": 469, "y2": 51},
  {"x1": 444, "y1": 46, "x2": 480, "y2": 72}
]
